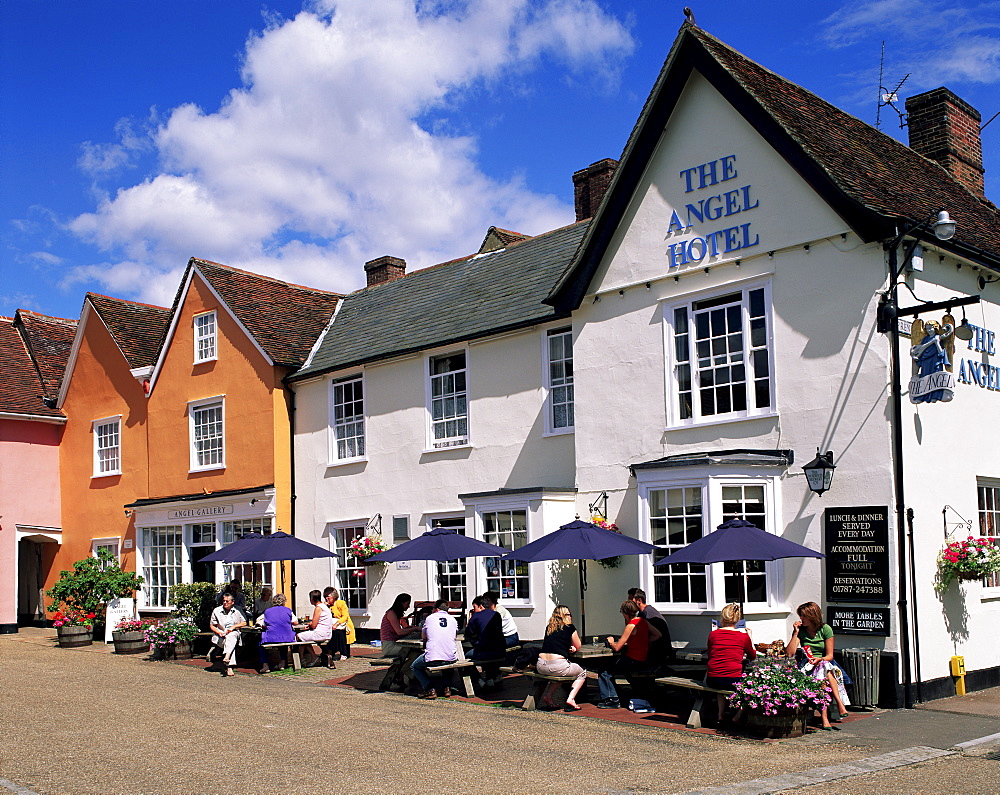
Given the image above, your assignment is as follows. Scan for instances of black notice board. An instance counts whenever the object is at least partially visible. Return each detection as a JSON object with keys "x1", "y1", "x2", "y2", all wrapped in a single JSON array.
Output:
[
  {"x1": 824, "y1": 506, "x2": 891, "y2": 605},
  {"x1": 828, "y1": 606, "x2": 891, "y2": 636}
]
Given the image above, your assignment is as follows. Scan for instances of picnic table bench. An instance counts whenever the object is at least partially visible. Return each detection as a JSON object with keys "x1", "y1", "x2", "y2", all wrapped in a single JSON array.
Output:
[
  {"x1": 655, "y1": 676, "x2": 734, "y2": 728},
  {"x1": 261, "y1": 640, "x2": 322, "y2": 671}
]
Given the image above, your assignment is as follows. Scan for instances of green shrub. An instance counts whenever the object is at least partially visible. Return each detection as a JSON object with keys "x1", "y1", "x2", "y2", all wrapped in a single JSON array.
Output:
[
  {"x1": 169, "y1": 582, "x2": 217, "y2": 629},
  {"x1": 46, "y1": 549, "x2": 144, "y2": 618}
]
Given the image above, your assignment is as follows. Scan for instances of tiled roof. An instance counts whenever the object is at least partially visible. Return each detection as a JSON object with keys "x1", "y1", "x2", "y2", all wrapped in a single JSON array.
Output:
[
  {"x1": 190, "y1": 259, "x2": 342, "y2": 367},
  {"x1": 688, "y1": 25, "x2": 1000, "y2": 259},
  {"x1": 548, "y1": 24, "x2": 1000, "y2": 309},
  {"x1": 87, "y1": 293, "x2": 170, "y2": 369},
  {"x1": 478, "y1": 226, "x2": 530, "y2": 254},
  {"x1": 14, "y1": 310, "x2": 77, "y2": 400},
  {"x1": 0, "y1": 316, "x2": 63, "y2": 418},
  {"x1": 293, "y1": 221, "x2": 586, "y2": 379}
]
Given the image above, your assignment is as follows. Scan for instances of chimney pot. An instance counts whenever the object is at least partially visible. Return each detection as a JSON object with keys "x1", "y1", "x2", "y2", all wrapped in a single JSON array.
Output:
[
  {"x1": 905, "y1": 88, "x2": 985, "y2": 197},
  {"x1": 573, "y1": 158, "x2": 618, "y2": 222},
  {"x1": 364, "y1": 255, "x2": 406, "y2": 287}
]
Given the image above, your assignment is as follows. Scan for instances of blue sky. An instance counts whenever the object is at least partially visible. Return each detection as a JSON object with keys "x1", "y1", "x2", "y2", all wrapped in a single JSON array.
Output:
[{"x1": 2, "y1": 0, "x2": 999, "y2": 321}]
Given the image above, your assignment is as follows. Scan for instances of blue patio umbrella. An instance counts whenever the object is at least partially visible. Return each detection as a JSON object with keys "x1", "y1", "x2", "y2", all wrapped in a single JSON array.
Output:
[
  {"x1": 198, "y1": 533, "x2": 265, "y2": 563},
  {"x1": 221, "y1": 531, "x2": 337, "y2": 562},
  {"x1": 653, "y1": 519, "x2": 823, "y2": 566},
  {"x1": 365, "y1": 525, "x2": 508, "y2": 563},
  {"x1": 502, "y1": 519, "x2": 655, "y2": 636}
]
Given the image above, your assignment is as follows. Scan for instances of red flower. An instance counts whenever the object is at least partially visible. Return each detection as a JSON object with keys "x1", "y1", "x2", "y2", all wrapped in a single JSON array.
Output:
[{"x1": 86, "y1": 613, "x2": 96, "y2": 619}]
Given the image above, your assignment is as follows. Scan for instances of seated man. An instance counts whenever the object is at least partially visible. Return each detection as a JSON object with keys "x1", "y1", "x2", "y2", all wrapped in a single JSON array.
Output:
[
  {"x1": 628, "y1": 587, "x2": 674, "y2": 667},
  {"x1": 411, "y1": 599, "x2": 459, "y2": 699},
  {"x1": 484, "y1": 590, "x2": 519, "y2": 648},
  {"x1": 465, "y1": 595, "x2": 506, "y2": 688},
  {"x1": 210, "y1": 592, "x2": 247, "y2": 676}
]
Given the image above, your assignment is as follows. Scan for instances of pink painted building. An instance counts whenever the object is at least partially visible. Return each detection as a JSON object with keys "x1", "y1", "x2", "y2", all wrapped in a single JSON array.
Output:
[{"x1": 0, "y1": 311, "x2": 75, "y2": 632}]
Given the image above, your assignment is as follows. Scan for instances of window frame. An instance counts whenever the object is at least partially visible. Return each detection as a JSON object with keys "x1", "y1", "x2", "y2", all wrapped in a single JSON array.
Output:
[
  {"x1": 467, "y1": 496, "x2": 537, "y2": 608},
  {"x1": 543, "y1": 326, "x2": 575, "y2": 436},
  {"x1": 329, "y1": 373, "x2": 366, "y2": 465},
  {"x1": 978, "y1": 478, "x2": 1000, "y2": 591},
  {"x1": 662, "y1": 279, "x2": 776, "y2": 428},
  {"x1": 138, "y1": 525, "x2": 183, "y2": 610},
  {"x1": 637, "y1": 468, "x2": 782, "y2": 613},
  {"x1": 425, "y1": 349, "x2": 470, "y2": 451},
  {"x1": 193, "y1": 310, "x2": 218, "y2": 364},
  {"x1": 92, "y1": 415, "x2": 122, "y2": 477},
  {"x1": 328, "y1": 522, "x2": 371, "y2": 613},
  {"x1": 188, "y1": 396, "x2": 225, "y2": 472}
]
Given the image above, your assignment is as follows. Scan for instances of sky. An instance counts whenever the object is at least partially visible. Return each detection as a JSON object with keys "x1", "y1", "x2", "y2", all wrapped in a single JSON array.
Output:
[{"x1": 2, "y1": 0, "x2": 999, "y2": 321}]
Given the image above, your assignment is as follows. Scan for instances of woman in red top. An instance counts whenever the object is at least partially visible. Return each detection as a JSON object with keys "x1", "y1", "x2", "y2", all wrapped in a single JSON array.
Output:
[
  {"x1": 706, "y1": 603, "x2": 756, "y2": 723},
  {"x1": 597, "y1": 600, "x2": 661, "y2": 708}
]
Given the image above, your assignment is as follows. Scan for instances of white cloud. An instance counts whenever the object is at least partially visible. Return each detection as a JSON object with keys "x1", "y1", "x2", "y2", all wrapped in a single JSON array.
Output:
[{"x1": 67, "y1": 0, "x2": 633, "y2": 300}]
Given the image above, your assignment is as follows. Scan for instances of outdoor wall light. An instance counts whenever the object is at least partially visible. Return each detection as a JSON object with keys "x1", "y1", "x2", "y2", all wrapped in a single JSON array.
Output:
[
  {"x1": 803, "y1": 449, "x2": 836, "y2": 496},
  {"x1": 955, "y1": 308, "x2": 975, "y2": 341},
  {"x1": 978, "y1": 273, "x2": 1000, "y2": 290},
  {"x1": 932, "y1": 210, "x2": 956, "y2": 241},
  {"x1": 124, "y1": 509, "x2": 133, "y2": 517}
]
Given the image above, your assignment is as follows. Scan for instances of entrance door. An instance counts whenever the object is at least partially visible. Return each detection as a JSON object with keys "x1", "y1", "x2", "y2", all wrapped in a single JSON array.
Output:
[
  {"x1": 17, "y1": 539, "x2": 47, "y2": 625},
  {"x1": 434, "y1": 517, "x2": 468, "y2": 609}
]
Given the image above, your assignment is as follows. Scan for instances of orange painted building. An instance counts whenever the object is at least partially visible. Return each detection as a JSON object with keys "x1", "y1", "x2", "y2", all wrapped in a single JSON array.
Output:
[
  {"x1": 54, "y1": 294, "x2": 169, "y2": 614},
  {"x1": 53, "y1": 258, "x2": 340, "y2": 616}
]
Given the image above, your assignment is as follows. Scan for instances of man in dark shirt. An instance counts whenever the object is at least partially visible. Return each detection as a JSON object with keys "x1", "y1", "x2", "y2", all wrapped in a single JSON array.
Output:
[
  {"x1": 465, "y1": 595, "x2": 506, "y2": 688},
  {"x1": 628, "y1": 587, "x2": 674, "y2": 666}
]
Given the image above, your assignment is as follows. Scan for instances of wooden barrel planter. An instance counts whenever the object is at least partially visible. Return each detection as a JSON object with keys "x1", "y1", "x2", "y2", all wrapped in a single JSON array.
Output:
[
  {"x1": 744, "y1": 710, "x2": 809, "y2": 739},
  {"x1": 112, "y1": 630, "x2": 148, "y2": 655},
  {"x1": 164, "y1": 641, "x2": 194, "y2": 660},
  {"x1": 56, "y1": 625, "x2": 93, "y2": 648}
]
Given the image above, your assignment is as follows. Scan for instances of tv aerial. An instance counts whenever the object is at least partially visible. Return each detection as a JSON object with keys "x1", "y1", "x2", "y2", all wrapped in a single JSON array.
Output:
[{"x1": 876, "y1": 41, "x2": 909, "y2": 131}]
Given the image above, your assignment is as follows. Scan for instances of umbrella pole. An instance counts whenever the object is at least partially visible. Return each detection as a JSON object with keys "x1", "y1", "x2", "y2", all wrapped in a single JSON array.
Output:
[{"x1": 578, "y1": 559, "x2": 587, "y2": 639}]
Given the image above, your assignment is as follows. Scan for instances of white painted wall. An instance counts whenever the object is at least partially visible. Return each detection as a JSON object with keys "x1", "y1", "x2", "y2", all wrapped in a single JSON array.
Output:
[{"x1": 294, "y1": 324, "x2": 578, "y2": 639}]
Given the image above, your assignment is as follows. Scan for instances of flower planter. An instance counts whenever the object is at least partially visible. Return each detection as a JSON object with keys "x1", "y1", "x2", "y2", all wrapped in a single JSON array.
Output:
[
  {"x1": 957, "y1": 571, "x2": 984, "y2": 582},
  {"x1": 151, "y1": 641, "x2": 193, "y2": 660},
  {"x1": 56, "y1": 625, "x2": 93, "y2": 648},
  {"x1": 112, "y1": 630, "x2": 147, "y2": 655},
  {"x1": 744, "y1": 710, "x2": 809, "y2": 739}
]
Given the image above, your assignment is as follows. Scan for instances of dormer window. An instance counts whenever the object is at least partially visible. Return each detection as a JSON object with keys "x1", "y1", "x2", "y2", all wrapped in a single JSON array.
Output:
[{"x1": 194, "y1": 311, "x2": 217, "y2": 363}]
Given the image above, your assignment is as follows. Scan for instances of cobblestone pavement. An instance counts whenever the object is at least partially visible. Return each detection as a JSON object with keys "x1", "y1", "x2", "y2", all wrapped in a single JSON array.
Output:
[{"x1": 2, "y1": 631, "x2": 998, "y2": 794}]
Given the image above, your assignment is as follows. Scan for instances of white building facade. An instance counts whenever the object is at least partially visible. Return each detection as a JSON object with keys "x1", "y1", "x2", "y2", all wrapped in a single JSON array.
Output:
[{"x1": 291, "y1": 24, "x2": 1000, "y2": 704}]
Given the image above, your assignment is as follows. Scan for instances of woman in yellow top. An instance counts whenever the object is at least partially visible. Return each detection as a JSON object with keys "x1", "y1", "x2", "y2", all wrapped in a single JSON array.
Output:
[{"x1": 324, "y1": 586, "x2": 356, "y2": 664}]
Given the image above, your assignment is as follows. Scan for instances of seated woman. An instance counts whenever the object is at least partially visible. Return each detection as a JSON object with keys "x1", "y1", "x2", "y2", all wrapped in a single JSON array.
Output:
[
  {"x1": 597, "y1": 600, "x2": 662, "y2": 709},
  {"x1": 296, "y1": 589, "x2": 334, "y2": 667},
  {"x1": 706, "y1": 602, "x2": 756, "y2": 724},
  {"x1": 785, "y1": 600, "x2": 850, "y2": 730},
  {"x1": 252, "y1": 586, "x2": 273, "y2": 620},
  {"x1": 323, "y1": 586, "x2": 355, "y2": 664},
  {"x1": 257, "y1": 592, "x2": 295, "y2": 674},
  {"x1": 536, "y1": 605, "x2": 587, "y2": 710},
  {"x1": 379, "y1": 593, "x2": 421, "y2": 690}
]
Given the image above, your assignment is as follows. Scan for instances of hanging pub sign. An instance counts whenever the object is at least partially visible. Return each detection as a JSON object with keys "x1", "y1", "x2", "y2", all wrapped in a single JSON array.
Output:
[
  {"x1": 828, "y1": 606, "x2": 890, "y2": 636},
  {"x1": 824, "y1": 506, "x2": 891, "y2": 605}
]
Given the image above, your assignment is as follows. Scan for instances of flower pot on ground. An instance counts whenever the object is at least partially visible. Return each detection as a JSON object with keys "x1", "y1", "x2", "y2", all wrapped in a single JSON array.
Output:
[
  {"x1": 728, "y1": 657, "x2": 832, "y2": 739},
  {"x1": 112, "y1": 617, "x2": 152, "y2": 654},
  {"x1": 144, "y1": 618, "x2": 200, "y2": 659},
  {"x1": 56, "y1": 623, "x2": 93, "y2": 648}
]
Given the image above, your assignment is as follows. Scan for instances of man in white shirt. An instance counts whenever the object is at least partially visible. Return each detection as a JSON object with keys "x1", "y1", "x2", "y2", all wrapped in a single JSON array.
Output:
[
  {"x1": 209, "y1": 593, "x2": 247, "y2": 676},
  {"x1": 484, "y1": 591, "x2": 519, "y2": 648},
  {"x1": 411, "y1": 599, "x2": 458, "y2": 699}
]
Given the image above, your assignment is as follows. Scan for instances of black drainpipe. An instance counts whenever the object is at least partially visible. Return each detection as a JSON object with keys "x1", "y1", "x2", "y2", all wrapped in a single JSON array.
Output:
[
  {"x1": 289, "y1": 387, "x2": 297, "y2": 614},
  {"x1": 887, "y1": 244, "x2": 914, "y2": 709},
  {"x1": 907, "y1": 507, "x2": 923, "y2": 703}
]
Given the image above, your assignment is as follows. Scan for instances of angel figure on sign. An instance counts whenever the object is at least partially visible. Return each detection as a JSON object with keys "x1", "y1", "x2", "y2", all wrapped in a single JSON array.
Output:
[{"x1": 909, "y1": 314, "x2": 956, "y2": 403}]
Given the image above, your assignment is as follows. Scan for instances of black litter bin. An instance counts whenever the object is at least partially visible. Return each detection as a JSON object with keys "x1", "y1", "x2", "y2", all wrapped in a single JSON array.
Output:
[{"x1": 839, "y1": 648, "x2": 880, "y2": 709}]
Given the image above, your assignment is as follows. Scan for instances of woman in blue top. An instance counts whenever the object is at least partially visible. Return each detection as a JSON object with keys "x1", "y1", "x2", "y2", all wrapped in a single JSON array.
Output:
[{"x1": 257, "y1": 593, "x2": 295, "y2": 674}]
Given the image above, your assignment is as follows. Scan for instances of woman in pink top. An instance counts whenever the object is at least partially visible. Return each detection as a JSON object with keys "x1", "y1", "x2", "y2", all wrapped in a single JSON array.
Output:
[{"x1": 706, "y1": 603, "x2": 755, "y2": 723}]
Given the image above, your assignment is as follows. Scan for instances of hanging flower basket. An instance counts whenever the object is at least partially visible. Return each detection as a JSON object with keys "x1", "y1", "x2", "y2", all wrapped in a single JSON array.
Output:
[
  {"x1": 591, "y1": 517, "x2": 622, "y2": 569},
  {"x1": 935, "y1": 536, "x2": 1000, "y2": 592},
  {"x1": 350, "y1": 535, "x2": 388, "y2": 564}
]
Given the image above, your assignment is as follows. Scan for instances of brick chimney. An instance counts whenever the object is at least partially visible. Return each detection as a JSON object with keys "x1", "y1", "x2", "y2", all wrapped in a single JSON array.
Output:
[
  {"x1": 573, "y1": 158, "x2": 618, "y2": 221},
  {"x1": 905, "y1": 88, "x2": 985, "y2": 197},
  {"x1": 364, "y1": 255, "x2": 406, "y2": 287}
]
